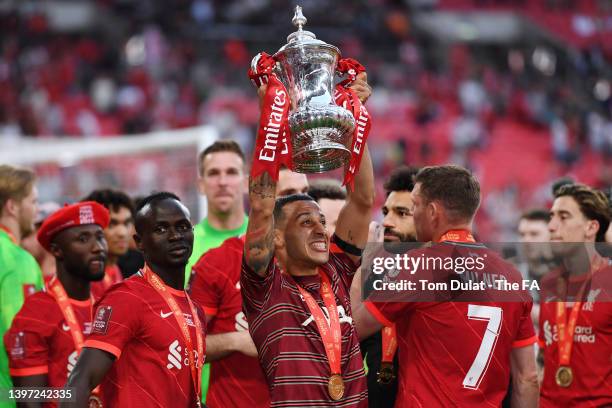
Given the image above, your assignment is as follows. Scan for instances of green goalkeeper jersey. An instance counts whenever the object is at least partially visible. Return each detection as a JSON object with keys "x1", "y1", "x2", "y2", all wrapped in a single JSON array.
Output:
[{"x1": 0, "y1": 228, "x2": 43, "y2": 408}]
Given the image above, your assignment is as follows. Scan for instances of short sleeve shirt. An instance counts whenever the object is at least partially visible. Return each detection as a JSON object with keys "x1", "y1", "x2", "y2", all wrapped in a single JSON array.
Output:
[
  {"x1": 0, "y1": 229, "x2": 43, "y2": 401},
  {"x1": 4, "y1": 292, "x2": 93, "y2": 408},
  {"x1": 84, "y1": 274, "x2": 206, "y2": 408},
  {"x1": 241, "y1": 239, "x2": 368, "y2": 407},
  {"x1": 538, "y1": 260, "x2": 612, "y2": 407},
  {"x1": 366, "y1": 241, "x2": 536, "y2": 407}
]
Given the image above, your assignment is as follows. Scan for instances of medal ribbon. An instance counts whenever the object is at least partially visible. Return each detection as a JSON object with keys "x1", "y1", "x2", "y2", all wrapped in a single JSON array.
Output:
[
  {"x1": 294, "y1": 271, "x2": 342, "y2": 376},
  {"x1": 0, "y1": 224, "x2": 17, "y2": 244},
  {"x1": 248, "y1": 53, "x2": 371, "y2": 186},
  {"x1": 381, "y1": 324, "x2": 397, "y2": 363},
  {"x1": 46, "y1": 277, "x2": 100, "y2": 396},
  {"x1": 437, "y1": 229, "x2": 475, "y2": 243},
  {"x1": 143, "y1": 265, "x2": 204, "y2": 405},
  {"x1": 556, "y1": 256, "x2": 604, "y2": 367},
  {"x1": 102, "y1": 271, "x2": 112, "y2": 290}
]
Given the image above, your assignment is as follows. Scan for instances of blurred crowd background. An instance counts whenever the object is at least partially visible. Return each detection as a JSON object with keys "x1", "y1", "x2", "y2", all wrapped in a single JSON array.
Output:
[{"x1": 1, "y1": 0, "x2": 611, "y2": 240}]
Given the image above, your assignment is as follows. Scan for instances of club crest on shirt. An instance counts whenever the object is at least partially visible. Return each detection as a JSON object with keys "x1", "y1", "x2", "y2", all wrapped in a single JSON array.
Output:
[
  {"x1": 582, "y1": 289, "x2": 601, "y2": 312},
  {"x1": 9, "y1": 331, "x2": 25, "y2": 360},
  {"x1": 92, "y1": 306, "x2": 112, "y2": 334}
]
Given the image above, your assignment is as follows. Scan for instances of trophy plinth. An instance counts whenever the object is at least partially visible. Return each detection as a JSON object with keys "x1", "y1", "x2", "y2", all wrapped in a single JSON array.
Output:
[{"x1": 274, "y1": 6, "x2": 355, "y2": 173}]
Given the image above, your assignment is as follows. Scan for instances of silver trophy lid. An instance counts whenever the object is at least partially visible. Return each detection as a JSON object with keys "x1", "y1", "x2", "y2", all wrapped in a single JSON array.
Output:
[{"x1": 277, "y1": 6, "x2": 338, "y2": 54}]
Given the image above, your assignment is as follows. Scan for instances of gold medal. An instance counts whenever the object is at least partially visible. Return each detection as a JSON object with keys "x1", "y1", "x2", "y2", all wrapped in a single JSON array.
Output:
[
  {"x1": 555, "y1": 366, "x2": 573, "y2": 388},
  {"x1": 376, "y1": 362, "x2": 396, "y2": 385},
  {"x1": 88, "y1": 395, "x2": 103, "y2": 408},
  {"x1": 328, "y1": 374, "x2": 345, "y2": 401}
]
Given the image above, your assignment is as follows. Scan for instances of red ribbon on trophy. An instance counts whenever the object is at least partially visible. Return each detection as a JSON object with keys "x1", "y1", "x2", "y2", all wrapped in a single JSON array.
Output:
[
  {"x1": 334, "y1": 58, "x2": 372, "y2": 188},
  {"x1": 248, "y1": 53, "x2": 371, "y2": 185},
  {"x1": 248, "y1": 52, "x2": 291, "y2": 181}
]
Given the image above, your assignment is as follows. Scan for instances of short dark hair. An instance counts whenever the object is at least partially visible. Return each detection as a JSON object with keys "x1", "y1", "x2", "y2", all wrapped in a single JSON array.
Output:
[
  {"x1": 273, "y1": 194, "x2": 315, "y2": 225},
  {"x1": 520, "y1": 209, "x2": 550, "y2": 223},
  {"x1": 384, "y1": 166, "x2": 419, "y2": 194},
  {"x1": 555, "y1": 184, "x2": 611, "y2": 242},
  {"x1": 83, "y1": 189, "x2": 134, "y2": 214},
  {"x1": 414, "y1": 165, "x2": 480, "y2": 222},
  {"x1": 135, "y1": 191, "x2": 181, "y2": 213},
  {"x1": 134, "y1": 191, "x2": 182, "y2": 234},
  {"x1": 198, "y1": 140, "x2": 245, "y2": 177},
  {"x1": 307, "y1": 180, "x2": 346, "y2": 203}
]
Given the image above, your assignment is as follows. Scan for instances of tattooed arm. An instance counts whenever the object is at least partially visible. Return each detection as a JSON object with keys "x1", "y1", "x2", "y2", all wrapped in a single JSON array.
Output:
[{"x1": 244, "y1": 171, "x2": 277, "y2": 277}]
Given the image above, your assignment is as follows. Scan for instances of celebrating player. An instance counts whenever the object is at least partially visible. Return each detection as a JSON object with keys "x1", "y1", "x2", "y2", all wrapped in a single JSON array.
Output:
[
  {"x1": 353, "y1": 165, "x2": 540, "y2": 407},
  {"x1": 82, "y1": 189, "x2": 134, "y2": 297},
  {"x1": 241, "y1": 72, "x2": 373, "y2": 406},
  {"x1": 539, "y1": 184, "x2": 612, "y2": 406},
  {"x1": 63, "y1": 192, "x2": 205, "y2": 408},
  {"x1": 4, "y1": 202, "x2": 108, "y2": 407}
]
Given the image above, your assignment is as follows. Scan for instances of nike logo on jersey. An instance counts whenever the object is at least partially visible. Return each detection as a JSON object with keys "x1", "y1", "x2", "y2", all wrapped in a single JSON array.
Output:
[{"x1": 160, "y1": 311, "x2": 196, "y2": 327}]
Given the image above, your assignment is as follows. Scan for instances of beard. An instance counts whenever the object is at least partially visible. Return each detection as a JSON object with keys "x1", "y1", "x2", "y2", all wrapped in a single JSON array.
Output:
[
  {"x1": 384, "y1": 227, "x2": 417, "y2": 243},
  {"x1": 383, "y1": 228, "x2": 418, "y2": 254}
]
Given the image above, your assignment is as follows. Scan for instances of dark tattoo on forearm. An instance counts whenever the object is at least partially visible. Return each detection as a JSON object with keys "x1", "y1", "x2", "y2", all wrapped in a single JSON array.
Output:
[
  {"x1": 249, "y1": 172, "x2": 276, "y2": 199},
  {"x1": 246, "y1": 227, "x2": 274, "y2": 274}
]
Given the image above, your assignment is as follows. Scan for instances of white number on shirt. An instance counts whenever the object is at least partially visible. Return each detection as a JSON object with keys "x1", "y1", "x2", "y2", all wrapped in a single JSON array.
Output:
[{"x1": 463, "y1": 305, "x2": 502, "y2": 390}]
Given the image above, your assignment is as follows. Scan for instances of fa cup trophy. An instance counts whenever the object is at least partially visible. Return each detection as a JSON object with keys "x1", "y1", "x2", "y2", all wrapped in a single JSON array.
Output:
[{"x1": 273, "y1": 6, "x2": 356, "y2": 173}]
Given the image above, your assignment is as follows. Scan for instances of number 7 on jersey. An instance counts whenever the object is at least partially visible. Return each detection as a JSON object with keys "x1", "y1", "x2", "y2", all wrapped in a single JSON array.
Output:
[{"x1": 463, "y1": 305, "x2": 503, "y2": 390}]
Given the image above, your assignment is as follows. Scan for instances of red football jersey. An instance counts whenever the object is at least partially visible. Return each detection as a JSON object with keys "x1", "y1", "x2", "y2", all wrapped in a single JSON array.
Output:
[
  {"x1": 366, "y1": 241, "x2": 536, "y2": 407},
  {"x1": 241, "y1": 242, "x2": 368, "y2": 407},
  {"x1": 84, "y1": 273, "x2": 206, "y2": 407},
  {"x1": 538, "y1": 260, "x2": 612, "y2": 407},
  {"x1": 189, "y1": 236, "x2": 270, "y2": 407},
  {"x1": 4, "y1": 292, "x2": 93, "y2": 408},
  {"x1": 90, "y1": 264, "x2": 122, "y2": 300}
]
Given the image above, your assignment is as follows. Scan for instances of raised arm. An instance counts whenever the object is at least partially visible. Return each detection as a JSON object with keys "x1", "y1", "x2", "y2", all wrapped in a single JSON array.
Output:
[
  {"x1": 334, "y1": 73, "x2": 375, "y2": 263},
  {"x1": 60, "y1": 348, "x2": 114, "y2": 408},
  {"x1": 244, "y1": 164, "x2": 277, "y2": 278}
]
